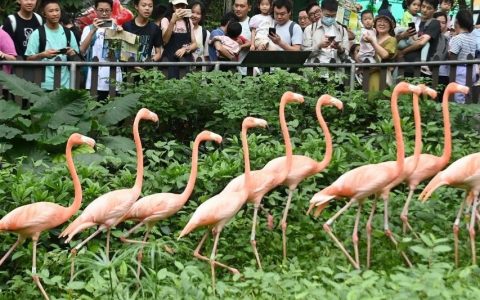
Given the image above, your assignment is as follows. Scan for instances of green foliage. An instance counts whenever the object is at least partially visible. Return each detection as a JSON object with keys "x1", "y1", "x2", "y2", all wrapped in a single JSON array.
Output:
[
  {"x1": 0, "y1": 72, "x2": 141, "y2": 160},
  {"x1": 1, "y1": 71, "x2": 480, "y2": 298}
]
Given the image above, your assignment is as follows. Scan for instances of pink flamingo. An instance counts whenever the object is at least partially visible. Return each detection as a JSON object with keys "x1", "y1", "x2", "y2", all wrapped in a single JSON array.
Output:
[
  {"x1": 420, "y1": 152, "x2": 480, "y2": 267},
  {"x1": 307, "y1": 82, "x2": 421, "y2": 269},
  {"x1": 60, "y1": 108, "x2": 158, "y2": 279},
  {"x1": 0, "y1": 133, "x2": 95, "y2": 300},
  {"x1": 178, "y1": 117, "x2": 267, "y2": 290},
  {"x1": 221, "y1": 91, "x2": 304, "y2": 268},
  {"x1": 401, "y1": 83, "x2": 469, "y2": 235},
  {"x1": 262, "y1": 94, "x2": 343, "y2": 260},
  {"x1": 119, "y1": 130, "x2": 222, "y2": 277}
]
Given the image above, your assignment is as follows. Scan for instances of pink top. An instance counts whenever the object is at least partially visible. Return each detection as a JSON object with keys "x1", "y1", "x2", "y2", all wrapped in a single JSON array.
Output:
[
  {"x1": 211, "y1": 35, "x2": 240, "y2": 58},
  {"x1": 0, "y1": 28, "x2": 17, "y2": 74}
]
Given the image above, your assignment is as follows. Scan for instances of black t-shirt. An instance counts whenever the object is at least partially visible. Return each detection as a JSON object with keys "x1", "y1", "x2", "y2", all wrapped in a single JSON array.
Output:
[
  {"x1": 123, "y1": 20, "x2": 163, "y2": 62},
  {"x1": 2, "y1": 13, "x2": 42, "y2": 57},
  {"x1": 404, "y1": 18, "x2": 441, "y2": 62}
]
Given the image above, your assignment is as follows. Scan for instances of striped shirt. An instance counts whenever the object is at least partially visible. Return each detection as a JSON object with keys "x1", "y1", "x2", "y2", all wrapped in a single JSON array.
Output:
[{"x1": 449, "y1": 32, "x2": 477, "y2": 60}]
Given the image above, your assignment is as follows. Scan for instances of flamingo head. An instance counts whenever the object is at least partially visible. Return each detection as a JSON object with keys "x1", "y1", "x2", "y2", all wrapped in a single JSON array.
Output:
[
  {"x1": 418, "y1": 84, "x2": 438, "y2": 99},
  {"x1": 243, "y1": 117, "x2": 268, "y2": 129},
  {"x1": 205, "y1": 131, "x2": 223, "y2": 144},
  {"x1": 281, "y1": 91, "x2": 305, "y2": 105},
  {"x1": 306, "y1": 192, "x2": 335, "y2": 217},
  {"x1": 69, "y1": 133, "x2": 96, "y2": 148},
  {"x1": 138, "y1": 108, "x2": 159, "y2": 123},
  {"x1": 447, "y1": 82, "x2": 469, "y2": 95},
  {"x1": 394, "y1": 82, "x2": 421, "y2": 95}
]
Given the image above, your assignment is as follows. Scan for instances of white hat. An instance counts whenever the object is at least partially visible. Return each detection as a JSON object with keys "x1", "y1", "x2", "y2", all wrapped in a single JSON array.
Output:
[{"x1": 171, "y1": 0, "x2": 188, "y2": 5}]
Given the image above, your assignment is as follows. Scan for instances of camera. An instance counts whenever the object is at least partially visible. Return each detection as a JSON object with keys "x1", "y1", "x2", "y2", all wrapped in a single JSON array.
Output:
[
  {"x1": 268, "y1": 27, "x2": 276, "y2": 36},
  {"x1": 57, "y1": 48, "x2": 68, "y2": 54},
  {"x1": 100, "y1": 19, "x2": 113, "y2": 28}
]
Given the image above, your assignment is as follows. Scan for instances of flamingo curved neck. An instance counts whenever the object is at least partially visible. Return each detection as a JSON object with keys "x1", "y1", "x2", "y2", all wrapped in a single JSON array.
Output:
[
  {"x1": 65, "y1": 140, "x2": 82, "y2": 219},
  {"x1": 314, "y1": 100, "x2": 333, "y2": 173},
  {"x1": 392, "y1": 88, "x2": 405, "y2": 174},
  {"x1": 279, "y1": 100, "x2": 293, "y2": 177},
  {"x1": 241, "y1": 126, "x2": 252, "y2": 190},
  {"x1": 180, "y1": 137, "x2": 201, "y2": 200},
  {"x1": 132, "y1": 116, "x2": 144, "y2": 196},
  {"x1": 410, "y1": 93, "x2": 422, "y2": 172},
  {"x1": 440, "y1": 90, "x2": 452, "y2": 164}
]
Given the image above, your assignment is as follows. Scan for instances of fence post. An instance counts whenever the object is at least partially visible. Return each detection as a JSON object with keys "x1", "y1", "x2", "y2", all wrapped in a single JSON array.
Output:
[
  {"x1": 70, "y1": 61, "x2": 77, "y2": 89},
  {"x1": 349, "y1": 62, "x2": 355, "y2": 92}
]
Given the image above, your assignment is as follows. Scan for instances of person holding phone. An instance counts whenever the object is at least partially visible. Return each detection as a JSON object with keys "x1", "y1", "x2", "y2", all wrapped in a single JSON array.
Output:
[
  {"x1": 266, "y1": 0, "x2": 302, "y2": 51},
  {"x1": 302, "y1": 0, "x2": 349, "y2": 64},
  {"x1": 160, "y1": 0, "x2": 197, "y2": 79},
  {"x1": 80, "y1": 0, "x2": 123, "y2": 100},
  {"x1": 25, "y1": 0, "x2": 79, "y2": 90}
]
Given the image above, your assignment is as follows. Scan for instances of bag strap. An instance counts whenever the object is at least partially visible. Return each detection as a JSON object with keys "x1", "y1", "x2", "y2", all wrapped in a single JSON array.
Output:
[{"x1": 8, "y1": 15, "x2": 16, "y2": 32}]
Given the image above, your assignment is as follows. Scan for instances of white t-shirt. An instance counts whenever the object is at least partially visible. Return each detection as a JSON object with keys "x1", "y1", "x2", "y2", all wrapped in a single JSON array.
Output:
[
  {"x1": 239, "y1": 17, "x2": 251, "y2": 40},
  {"x1": 274, "y1": 20, "x2": 303, "y2": 50},
  {"x1": 80, "y1": 25, "x2": 122, "y2": 91},
  {"x1": 192, "y1": 25, "x2": 210, "y2": 60},
  {"x1": 250, "y1": 14, "x2": 274, "y2": 41}
]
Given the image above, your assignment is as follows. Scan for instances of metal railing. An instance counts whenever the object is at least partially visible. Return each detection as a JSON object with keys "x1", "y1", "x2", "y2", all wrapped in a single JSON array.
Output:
[{"x1": 1, "y1": 56, "x2": 479, "y2": 103}]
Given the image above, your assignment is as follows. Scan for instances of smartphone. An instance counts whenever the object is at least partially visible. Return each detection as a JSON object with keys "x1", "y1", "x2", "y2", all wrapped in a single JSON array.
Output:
[
  {"x1": 100, "y1": 19, "x2": 113, "y2": 28},
  {"x1": 183, "y1": 9, "x2": 192, "y2": 18},
  {"x1": 57, "y1": 48, "x2": 68, "y2": 54},
  {"x1": 408, "y1": 22, "x2": 416, "y2": 31},
  {"x1": 268, "y1": 27, "x2": 276, "y2": 35}
]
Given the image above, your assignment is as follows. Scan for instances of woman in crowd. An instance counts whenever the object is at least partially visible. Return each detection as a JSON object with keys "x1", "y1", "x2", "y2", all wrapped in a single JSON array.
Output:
[
  {"x1": 160, "y1": 0, "x2": 197, "y2": 79},
  {"x1": 190, "y1": 0, "x2": 209, "y2": 60},
  {"x1": 363, "y1": 13, "x2": 397, "y2": 94},
  {"x1": 0, "y1": 27, "x2": 17, "y2": 74}
]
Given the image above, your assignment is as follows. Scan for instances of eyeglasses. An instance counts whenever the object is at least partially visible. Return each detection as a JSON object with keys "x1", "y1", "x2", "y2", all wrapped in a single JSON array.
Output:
[
  {"x1": 96, "y1": 9, "x2": 112, "y2": 14},
  {"x1": 308, "y1": 9, "x2": 321, "y2": 17}
]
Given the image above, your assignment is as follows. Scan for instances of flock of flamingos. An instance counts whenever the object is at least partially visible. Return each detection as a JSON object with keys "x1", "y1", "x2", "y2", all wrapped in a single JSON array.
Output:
[{"x1": 0, "y1": 82, "x2": 479, "y2": 299}]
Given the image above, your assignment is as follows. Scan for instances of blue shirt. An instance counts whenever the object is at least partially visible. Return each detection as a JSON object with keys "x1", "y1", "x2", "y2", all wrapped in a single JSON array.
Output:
[
  {"x1": 25, "y1": 25, "x2": 79, "y2": 90},
  {"x1": 208, "y1": 28, "x2": 224, "y2": 61}
]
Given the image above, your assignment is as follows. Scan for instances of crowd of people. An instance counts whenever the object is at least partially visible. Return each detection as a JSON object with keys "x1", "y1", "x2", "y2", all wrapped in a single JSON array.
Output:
[{"x1": 0, "y1": 0, "x2": 479, "y2": 102}]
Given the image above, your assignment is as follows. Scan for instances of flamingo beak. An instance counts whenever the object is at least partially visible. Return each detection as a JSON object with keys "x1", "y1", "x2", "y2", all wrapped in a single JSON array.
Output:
[{"x1": 306, "y1": 203, "x2": 315, "y2": 215}]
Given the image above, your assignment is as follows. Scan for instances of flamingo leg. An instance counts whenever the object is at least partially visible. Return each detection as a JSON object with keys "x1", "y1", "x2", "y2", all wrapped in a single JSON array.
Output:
[
  {"x1": 70, "y1": 226, "x2": 104, "y2": 280},
  {"x1": 383, "y1": 197, "x2": 413, "y2": 268},
  {"x1": 106, "y1": 228, "x2": 111, "y2": 261},
  {"x1": 352, "y1": 203, "x2": 362, "y2": 267},
  {"x1": 453, "y1": 199, "x2": 466, "y2": 267},
  {"x1": 323, "y1": 198, "x2": 359, "y2": 269},
  {"x1": 469, "y1": 194, "x2": 479, "y2": 265},
  {"x1": 210, "y1": 229, "x2": 222, "y2": 292},
  {"x1": 366, "y1": 198, "x2": 377, "y2": 269},
  {"x1": 120, "y1": 222, "x2": 148, "y2": 244},
  {"x1": 401, "y1": 188, "x2": 419, "y2": 238},
  {"x1": 193, "y1": 231, "x2": 239, "y2": 274},
  {"x1": 31, "y1": 237, "x2": 49, "y2": 300},
  {"x1": 250, "y1": 204, "x2": 262, "y2": 269},
  {"x1": 260, "y1": 205, "x2": 274, "y2": 230},
  {"x1": 0, "y1": 236, "x2": 24, "y2": 267},
  {"x1": 136, "y1": 225, "x2": 152, "y2": 278},
  {"x1": 281, "y1": 189, "x2": 294, "y2": 261}
]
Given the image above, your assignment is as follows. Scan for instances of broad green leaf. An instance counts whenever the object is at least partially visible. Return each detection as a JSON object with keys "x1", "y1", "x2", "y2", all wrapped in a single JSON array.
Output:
[
  {"x1": 433, "y1": 245, "x2": 451, "y2": 253},
  {"x1": 94, "y1": 93, "x2": 140, "y2": 126},
  {"x1": 0, "y1": 100, "x2": 21, "y2": 120},
  {"x1": 0, "y1": 124, "x2": 22, "y2": 139}
]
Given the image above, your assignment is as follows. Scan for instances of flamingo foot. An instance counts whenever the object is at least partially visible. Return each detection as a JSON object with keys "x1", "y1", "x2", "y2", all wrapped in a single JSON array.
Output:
[{"x1": 32, "y1": 275, "x2": 50, "y2": 300}]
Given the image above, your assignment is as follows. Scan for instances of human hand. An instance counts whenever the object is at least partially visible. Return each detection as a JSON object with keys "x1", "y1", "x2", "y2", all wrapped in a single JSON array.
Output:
[
  {"x1": 116, "y1": 25, "x2": 123, "y2": 32},
  {"x1": 250, "y1": 44, "x2": 256, "y2": 51},
  {"x1": 43, "y1": 49, "x2": 59, "y2": 59},
  {"x1": 269, "y1": 33, "x2": 280, "y2": 45},
  {"x1": 175, "y1": 9, "x2": 188, "y2": 19},
  {"x1": 66, "y1": 47, "x2": 77, "y2": 56},
  {"x1": 92, "y1": 18, "x2": 104, "y2": 30},
  {"x1": 175, "y1": 47, "x2": 187, "y2": 58}
]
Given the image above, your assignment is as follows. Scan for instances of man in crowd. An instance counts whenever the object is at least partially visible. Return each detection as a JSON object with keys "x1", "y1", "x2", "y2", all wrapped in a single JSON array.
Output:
[
  {"x1": 233, "y1": 0, "x2": 252, "y2": 49},
  {"x1": 298, "y1": 8, "x2": 311, "y2": 31},
  {"x1": 3, "y1": 0, "x2": 43, "y2": 58},
  {"x1": 302, "y1": 0, "x2": 349, "y2": 63},
  {"x1": 268, "y1": 0, "x2": 302, "y2": 51},
  {"x1": 25, "y1": 0, "x2": 79, "y2": 90},
  {"x1": 306, "y1": 2, "x2": 322, "y2": 24},
  {"x1": 208, "y1": 11, "x2": 239, "y2": 61}
]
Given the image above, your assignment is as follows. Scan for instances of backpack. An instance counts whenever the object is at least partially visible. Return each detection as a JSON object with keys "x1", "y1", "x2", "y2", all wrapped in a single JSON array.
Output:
[
  {"x1": 38, "y1": 24, "x2": 72, "y2": 53},
  {"x1": 7, "y1": 12, "x2": 43, "y2": 32},
  {"x1": 423, "y1": 19, "x2": 448, "y2": 61}
]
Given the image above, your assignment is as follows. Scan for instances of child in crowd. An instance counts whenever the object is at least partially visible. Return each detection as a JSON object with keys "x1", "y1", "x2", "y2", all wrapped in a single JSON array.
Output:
[
  {"x1": 211, "y1": 21, "x2": 242, "y2": 61},
  {"x1": 358, "y1": 10, "x2": 376, "y2": 63},
  {"x1": 398, "y1": 0, "x2": 421, "y2": 50},
  {"x1": 249, "y1": 0, "x2": 275, "y2": 50},
  {"x1": 438, "y1": 0, "x2": 454, "y2": 30}
]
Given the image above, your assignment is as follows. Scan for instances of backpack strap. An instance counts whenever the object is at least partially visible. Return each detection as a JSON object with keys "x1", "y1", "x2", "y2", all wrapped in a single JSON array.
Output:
[
  {"x1": 8, "y1": 15, "x2": 16, "y2": 32},
  {"x1": 34, "y1": 12, "x2": 43, "y2": 26},
  {"x1": 289, "y1": 21, "x2": 294, "y2": 40},
  {"x1": 202, "y1": 27, "x2": 207, "y2": 47},
  {"x1": 38, "y1": 25, "x2": 72, "y2": 53}
]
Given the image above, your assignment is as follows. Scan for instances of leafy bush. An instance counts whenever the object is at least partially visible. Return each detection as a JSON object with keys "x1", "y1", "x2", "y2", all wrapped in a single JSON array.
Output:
[{"x1": 1, "y1": 70, "x2": 480, "y2": 298}]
